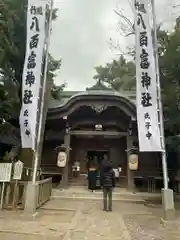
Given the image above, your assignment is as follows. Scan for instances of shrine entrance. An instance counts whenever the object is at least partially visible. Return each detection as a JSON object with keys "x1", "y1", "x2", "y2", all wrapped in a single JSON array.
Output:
[
  {"x1": 44, "y1": 88, "x2": 138, "y2": 189},
  {"x1": 87, "y1": 150, "x2": 109, "y2": 166},
  {"x1": 68, "y1": 129, "x2": 128, "y2": 187}
]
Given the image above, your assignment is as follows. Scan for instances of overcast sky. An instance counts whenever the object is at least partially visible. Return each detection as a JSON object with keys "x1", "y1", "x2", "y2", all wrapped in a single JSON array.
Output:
[{"x1": 49, "y1": 0, "x2": 178, "y2": 91}]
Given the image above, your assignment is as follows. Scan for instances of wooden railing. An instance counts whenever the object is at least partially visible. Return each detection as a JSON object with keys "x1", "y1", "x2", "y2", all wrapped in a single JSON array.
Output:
[
  {"x1": 0, "y1": 181, "x2": 27, "y2": 209},
  {"x1": 35, "y1": 177, "x2": 52, "y2": 208},
  {"x1": 41, "y1": 164, "x2": 62, "y2": 176},
  {"x1": 132, "y1": 168, "x2": 180, "y2": 193},
  {"x1": 0, "y1": 177, "x2": 52, "y2": 210}
]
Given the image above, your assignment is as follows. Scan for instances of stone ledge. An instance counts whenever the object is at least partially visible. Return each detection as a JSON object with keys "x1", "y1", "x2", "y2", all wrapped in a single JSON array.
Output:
[
  {"x1": 20, "y1": 211, "x2": 39, "y2": 221},
  {"x1": 0, "y1": 229, "x2": 41, "y2": 236},
  {"x1": 40, "y1": 207, "x2": 76, "y2": 212},
  {"x1": 0, "y1": 231, "x2": 64, "y2": 240},
  {"x1": 160, "y1": 217, "x2": 178, "y2": 227},
  {"x1": 51, "y1": 195, "x2": 145, "y2": 204}
]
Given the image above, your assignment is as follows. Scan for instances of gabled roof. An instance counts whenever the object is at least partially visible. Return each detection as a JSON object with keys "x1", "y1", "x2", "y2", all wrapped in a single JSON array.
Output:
[
  {"x1": 47, "y1": 87, "x2": 136, "y2": 120},
  {"x1": 48, "y1": 89, "x2": 136, "y2": 110}
]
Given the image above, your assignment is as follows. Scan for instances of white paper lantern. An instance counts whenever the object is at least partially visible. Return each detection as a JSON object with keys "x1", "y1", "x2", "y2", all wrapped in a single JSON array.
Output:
[
  {"x1": 57, "y1": 151, "x2": 67, "y2": 167},
  {"x1": 128, "y1": 154, "x2": 138, "y2": 170}
]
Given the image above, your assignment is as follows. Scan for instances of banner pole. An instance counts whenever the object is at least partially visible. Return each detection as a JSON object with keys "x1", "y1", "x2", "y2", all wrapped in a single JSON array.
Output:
[
  {"x1": 151, "y1": 0, "x2": 175, "y2": 220},
  {"x1": 150, "y1": 0, "x2": 168, "y2": 190},
  {"x1": 32, "y1": 0, "x2": 53, "y2": 184},
  {"x1": 0, "y1": 182, "x2": 5, "y2": 210}
]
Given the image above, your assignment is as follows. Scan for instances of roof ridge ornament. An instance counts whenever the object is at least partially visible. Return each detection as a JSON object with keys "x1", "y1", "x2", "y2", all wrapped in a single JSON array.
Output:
[
  {"x1": 89, "y1": 103, "x2": 108, "y2": 113},
  {"x1": 86, "y1": 79, "x2": 113, "y2": 91}
]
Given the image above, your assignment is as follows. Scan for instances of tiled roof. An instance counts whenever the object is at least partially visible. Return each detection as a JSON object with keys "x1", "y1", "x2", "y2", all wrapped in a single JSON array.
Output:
[{"x1": 48, "y1": 90, "x2": 136, "y2": 110}]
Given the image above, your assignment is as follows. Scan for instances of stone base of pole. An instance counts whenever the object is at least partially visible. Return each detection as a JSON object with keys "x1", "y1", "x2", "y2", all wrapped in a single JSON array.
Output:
[
  {"x1": 60, "y1": 177, "x2": 68, "y2": 189},
  {"x1": 24, "y1": 182, "x2": 39, "y2": 216},
  {"x1": 59, "y1": 166, "x2": 69, "y2": 189},
  {"x1": 162, "y1": 188, "x2": 175, "y2": 221}
]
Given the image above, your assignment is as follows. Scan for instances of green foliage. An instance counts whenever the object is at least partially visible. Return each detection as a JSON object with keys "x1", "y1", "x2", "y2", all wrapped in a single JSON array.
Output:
[
  {"x1": 0, "y1": 75, "x2": 20, "y2": 121},
  {"x1": 93, "y1": 55, "x2": 136, "y2": 91},
  {"x1": 3, "y1": 151, "x2": 9, "y2": 163},
  {"x1": 166, "y1": 136, "x2": 180, "y2": 152},
  {"x1": 51, "y1": 83, "x2": 66, "y2": 100},
  {"x1": 0, "y1": 0, "x2": 20, "y2": 69},
  {"x1": 159, "y1": 21, "x2": 180, "y2": 133},
  {"x1": 95, "y1": 18, "x2": 180, "y2": 151},
  {"x1": 0, "y1": 0, "x2": 63, "y2": 134},
  {"x1": 47, "y1": 54, "x2": 61, "y2": 87},
  {"x1": 47, "y1": 55, "x2": 66, "y2": 99}
]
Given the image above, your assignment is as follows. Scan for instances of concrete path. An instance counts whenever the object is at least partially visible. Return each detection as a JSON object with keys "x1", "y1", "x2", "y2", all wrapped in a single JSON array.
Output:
[
  {"x1": 0, "y1": 199, "x2": 180, "y2": 239},
  {"x1": 61, "y1": 200, "x2": 132, "y2": 240}
]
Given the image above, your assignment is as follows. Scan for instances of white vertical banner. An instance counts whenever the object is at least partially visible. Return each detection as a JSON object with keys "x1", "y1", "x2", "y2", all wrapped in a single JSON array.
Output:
[
  {"x1": 134, "y1": 0, "x2": 162, "y2": 152},
  {"x1": 20, "y1": 0, "x2": 48, "y2": 149}
]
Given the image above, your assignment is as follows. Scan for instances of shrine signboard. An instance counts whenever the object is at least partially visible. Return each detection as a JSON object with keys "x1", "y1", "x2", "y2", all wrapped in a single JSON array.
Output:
[
  {"x1": 13, "y1": 161, "x2": 24, "y2": 180},
  {"x1": 0, "y1": 163, "x2": 12, "y2": 182}
]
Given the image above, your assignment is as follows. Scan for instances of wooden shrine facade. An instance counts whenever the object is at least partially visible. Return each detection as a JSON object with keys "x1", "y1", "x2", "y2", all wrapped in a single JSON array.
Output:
[{"x1": 42, "y1": 88, "x2": 161, "y2": 190}]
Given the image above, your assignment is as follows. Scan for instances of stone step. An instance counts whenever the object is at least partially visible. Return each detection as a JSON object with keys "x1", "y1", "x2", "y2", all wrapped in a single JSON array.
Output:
[
  {"x1": 51, "y1": 188, "x2": 145, "y2": 204},
  {"x1": 51, "y1": 195, "x2": 145, "y2": 204},
  {"x1": 52, "y1": 187, "x2": 160, "y2": 198},
  {"x1": 52, "y1": 188, "x2": 138, "y2": 196}
]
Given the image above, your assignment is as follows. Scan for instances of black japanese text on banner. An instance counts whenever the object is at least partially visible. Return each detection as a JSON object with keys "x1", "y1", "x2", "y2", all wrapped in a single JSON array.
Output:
[
  {"x1": 135, "y1": 0, "x2": 162, "y2": 152},
  {"x1": 20, "y1": 0, "x2": 47, "y2": 149}
]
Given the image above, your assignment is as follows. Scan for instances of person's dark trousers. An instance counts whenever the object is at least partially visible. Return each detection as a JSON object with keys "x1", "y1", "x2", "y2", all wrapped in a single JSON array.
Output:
[
  {"x1": 103, "y1": 187, "x2": 112, "y2": 211},
  {"x1": 88, "y1": 171, "x2": 91, "y2": 190}
]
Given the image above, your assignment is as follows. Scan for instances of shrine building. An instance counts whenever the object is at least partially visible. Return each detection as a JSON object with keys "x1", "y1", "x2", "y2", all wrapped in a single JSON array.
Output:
[{"x1": 42, "y1": 82, "x2": 161, "y2": 190}]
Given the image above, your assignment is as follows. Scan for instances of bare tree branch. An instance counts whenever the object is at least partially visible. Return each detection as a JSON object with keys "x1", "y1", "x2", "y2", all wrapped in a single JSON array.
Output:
[
  {"x1": 107, "y1": 1, "x2": 135, "y2": 58},
  {"x1": 173, "y1": 0, "x2": 180, "y2": 8},
  {"x1": 108, "y1": 38, "x2": 134, "y2": 60},
  {"x1": 114, "y1": 8, "x2": 134, "y2": 37}
]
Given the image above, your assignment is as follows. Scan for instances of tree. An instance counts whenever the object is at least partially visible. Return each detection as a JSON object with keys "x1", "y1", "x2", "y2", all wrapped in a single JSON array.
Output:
[
  {"x1": 51, "y1": 83, "x2": 66, "y2": 100},
  {"x1": 106, "y1": 2, "x2": 180, "y2": 154},
  {"x1": 95, "y1": 12, "x2": 180, "y2": 149},
  {"x1": 47, "y1": 55, "x2": 66, "y2": 99},
  {"x1": 159, "y1": 18, "x2": 180, "y2": 133},
  {"x1": 0, "y1": 0, "x2": 20, "y2": 69},
  {"x1": 107, "y1": 2, "x2": 180, "y2": 132},
  {"x1": 0, "y1": 0, "x2": 63, "y2": 135},
  {"x1": 94, "y1": 2, "x2": 136, "y2": 91},
  {"x1": 109, "y1": 2, "x2": 135, "y2": 57},
  {"x1": 93, "y1": 55, "x2": 136, "y2": 91},
  {"x1": 0, "y1": 0, "x2": 63, "y2": 97}
]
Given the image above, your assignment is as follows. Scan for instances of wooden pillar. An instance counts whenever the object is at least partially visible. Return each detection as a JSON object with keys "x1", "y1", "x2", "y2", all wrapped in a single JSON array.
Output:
[
  {"x1": 126, "y1": 135, "x2": 135, "y2": 191},
  {"x1": 60, "y1": 130, "x2": 71, "y2": 188}
]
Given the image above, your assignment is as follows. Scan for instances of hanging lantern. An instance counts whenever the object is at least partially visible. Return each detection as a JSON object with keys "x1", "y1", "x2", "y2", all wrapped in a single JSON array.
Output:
[
  {"x1": 57, "y1": 151, "x2": 67, "y2": 167},
  {"x1": 128, "y1": 153, "x2": 138, "y2": 170},
  {"x1": 95, "y1": 124, "x2": 102, "y2": 131},
  {"x1": 126, "y1": 146, "x2": 139, "y2": 170}
]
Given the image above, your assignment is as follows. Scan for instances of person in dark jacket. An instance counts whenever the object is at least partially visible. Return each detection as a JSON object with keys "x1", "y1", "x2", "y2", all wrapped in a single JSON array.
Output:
[
  {"x1": 88, "y1": 157, "x2": 97, "y2": 191},
  {"x1": 100, "y1": 156, "x2": 115, "y2": 211}
]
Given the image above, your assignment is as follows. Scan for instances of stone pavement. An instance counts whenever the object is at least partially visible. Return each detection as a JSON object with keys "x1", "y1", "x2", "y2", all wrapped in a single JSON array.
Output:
[{"x1": 0, "y1": 199, "x2": 180, "y2": 239}]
